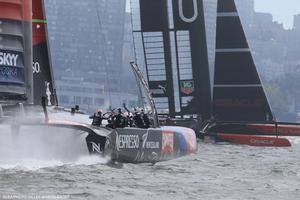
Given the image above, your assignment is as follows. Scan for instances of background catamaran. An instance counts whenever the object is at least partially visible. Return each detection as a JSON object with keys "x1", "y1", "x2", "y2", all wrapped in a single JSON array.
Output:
[
  {"x1": 130, "y1": 0, "x2": 300, "y2": 147},
  {"x1": 0, "y1": 0, "x2": 197, "y2": 163}
]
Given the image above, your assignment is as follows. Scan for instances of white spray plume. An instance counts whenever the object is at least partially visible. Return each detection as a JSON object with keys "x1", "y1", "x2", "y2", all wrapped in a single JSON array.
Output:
[{"x1": 0, "y1": 106, "x2": 104, "y2": 170}]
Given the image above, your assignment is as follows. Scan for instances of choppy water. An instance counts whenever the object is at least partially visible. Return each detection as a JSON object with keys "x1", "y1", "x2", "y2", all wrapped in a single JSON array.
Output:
[{"x1": 1, "y1": 139, "x2": 300, "y2": 200}]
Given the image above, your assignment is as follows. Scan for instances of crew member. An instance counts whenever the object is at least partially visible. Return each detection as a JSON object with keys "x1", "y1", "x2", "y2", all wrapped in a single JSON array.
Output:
[
  {"x1": 89, "y1": 110, "x2": 103, "y2": 126},
  {"x1": 123, "y1": 103, "x2": 133, "y2": 127},
  {"x1": 127, "y1": 112, "x2": 134, "y2": 127},
  {"x1": 133, "y1": 108, "x2": 144, "y2": 128},
  {"x1": 141, "y1": 109, "x2": 150, "y2": 128},
  {"x1": 112, "y1": 108, "x2": 126, "y2": 128}
]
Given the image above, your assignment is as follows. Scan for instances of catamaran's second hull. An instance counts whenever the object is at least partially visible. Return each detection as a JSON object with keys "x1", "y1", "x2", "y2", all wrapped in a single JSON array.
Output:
[
  {"x1": 200, "y1": 122, "x2": 298, "y2": 147},
  {"x1": 203, "y1": 133, "x2": 291, "y2": 147},
  {"x1": 207, "y1": 122, "x2": 300, "y2": 136}
]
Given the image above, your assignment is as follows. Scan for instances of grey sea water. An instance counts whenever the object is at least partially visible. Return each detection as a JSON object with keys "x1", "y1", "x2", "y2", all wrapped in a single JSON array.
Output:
[{"x1": 1, "y1": 138, "x2": 300, "y2": 200}]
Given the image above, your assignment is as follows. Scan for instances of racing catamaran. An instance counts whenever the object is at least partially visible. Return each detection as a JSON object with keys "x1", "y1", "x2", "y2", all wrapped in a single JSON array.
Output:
[
  {"x1": 0, "y1": 0, "x2": 197, "y2": 163},
  {"x1": 201, "y1": 0, "x2": 299, "y2": 146},
  {"x1": 130, "y1": 0, "x2": 299, "y2": 147}
]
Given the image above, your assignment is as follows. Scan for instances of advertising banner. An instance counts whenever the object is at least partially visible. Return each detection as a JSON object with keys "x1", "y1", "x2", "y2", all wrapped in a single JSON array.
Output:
[{"x1": 0, "y1": 50, "x2": 25, "y2": 85}]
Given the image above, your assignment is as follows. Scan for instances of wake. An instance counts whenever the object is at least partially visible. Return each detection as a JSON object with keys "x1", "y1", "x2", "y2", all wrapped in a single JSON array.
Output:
[
  {"x1": 0, "y1": 120, "x2": 107, "y2": 170},
  {"x1": 0, "y1": 156, "x2": 109, "y2": 171}
]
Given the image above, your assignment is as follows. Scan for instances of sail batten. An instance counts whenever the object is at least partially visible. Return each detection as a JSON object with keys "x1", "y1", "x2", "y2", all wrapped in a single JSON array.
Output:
[
  {"x1": 214, "y1": 84, "x2": 262, "y2": 88},
  {"x1": 215, "y1": 48, "x2": 250, "y2": 52},
  {"x1": 217, "y1": 12, "x2": 239, "y2": 17},
  {"x1": 217, "y1": 0, "x2": 237, "y2": 13}
]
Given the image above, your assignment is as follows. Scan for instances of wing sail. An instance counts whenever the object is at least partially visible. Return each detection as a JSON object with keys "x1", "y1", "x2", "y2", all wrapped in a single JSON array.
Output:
[
  {"x1": 213, "y1": 0, "x2": 273, "y2": 122},
  {"x1": 131, "y1": 0, "x2": 211, "y2": 118}
]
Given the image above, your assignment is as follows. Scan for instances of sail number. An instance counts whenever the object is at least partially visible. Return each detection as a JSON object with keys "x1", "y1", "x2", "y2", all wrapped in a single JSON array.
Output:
[
  {"x1": 32, "y1": 62, "x2": 41, "y2": 74},
  {"x1": 178, "y1": 0, "x2": 198, "y2": 23}
]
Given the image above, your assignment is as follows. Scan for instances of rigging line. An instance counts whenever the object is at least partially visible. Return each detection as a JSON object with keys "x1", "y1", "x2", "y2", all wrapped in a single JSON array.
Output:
[
  {"x1": 94, "y1": 0, "x2": 112, "y2": 107},
  {"x1": 130, "y1": 0, "x2": 147, "y2": 108}
]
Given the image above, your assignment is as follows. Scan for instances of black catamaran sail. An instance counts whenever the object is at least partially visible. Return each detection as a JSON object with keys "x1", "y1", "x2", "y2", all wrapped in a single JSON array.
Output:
[
  {"x1": 197, "y1": 0, "x2": 294, "y2": 146},
  {"x1": 212, "y1": 0, "x2": 273, "y2": 122},
  {"x1": 131, "y1": 0, "x2": 298, "y2": 146},
  {"x1": 131, "y1": 0, "x2": 211, "y2": 119},
  {"x1": 206, "y1": 0, "x2": 300, "y2": 144}
]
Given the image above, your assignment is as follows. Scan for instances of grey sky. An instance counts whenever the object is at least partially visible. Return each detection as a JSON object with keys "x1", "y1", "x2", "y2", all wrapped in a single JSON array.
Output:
[{"x1": 254, "y1": 0, "x2": 300, "y2": 29}]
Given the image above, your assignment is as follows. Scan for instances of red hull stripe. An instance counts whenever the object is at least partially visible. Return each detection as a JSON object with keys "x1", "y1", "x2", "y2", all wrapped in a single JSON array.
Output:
[
  {"x1": 218, "y1": 133, "x2": 291, "y2": 147},
  {"x1": 0, "y1": 0, "x2": 31, "y2": 21},
  {"x1": 248, "y1": 124, "x2": 300, "y2": 136}
]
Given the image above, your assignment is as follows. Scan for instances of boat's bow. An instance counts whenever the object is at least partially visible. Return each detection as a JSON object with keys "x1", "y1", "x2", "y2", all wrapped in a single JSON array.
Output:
[{"x1": 105, "y1": 126, "x2": 197, "y2": 163}]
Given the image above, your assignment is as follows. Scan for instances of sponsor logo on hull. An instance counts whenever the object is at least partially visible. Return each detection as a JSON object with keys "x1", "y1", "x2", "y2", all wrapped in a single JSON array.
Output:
[
  {"x1": 90, "y1": 142, "x2": 101, "y2": 153},
  {"x1": 162, "y1": 131, "x2": 174, "y2": 153},
  {"x1": 250, "y1": 139, "x2": 274, "y2": 145},
  {"x1": 142, "y1": 131, "x2": 160, "y2": 149},
  {"x1": 145, "y1": 142, "x2": 160, "y2": 149},
  {"x1": 218, "y1": 133, "x2": 291, "y2": 147},
  {"x1": 116, "y1": 134, "x2": 139, "y2": 150}
]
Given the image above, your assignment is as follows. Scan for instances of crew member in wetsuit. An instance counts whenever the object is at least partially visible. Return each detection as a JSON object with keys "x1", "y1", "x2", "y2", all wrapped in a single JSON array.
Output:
[
  {"x1": 112, "y1": 108, "x2": 126, "y2": 128},
  {"x1": 123, "y1": 103, "x2": 133, "y2": 127},
  {"x1": 141, "y1": 109, "x2": 150, "y2": 128},
  {"x1": 127, "y1": 113, "x2": 134, "y2": 127},
  {"x1": 133, "y1": 108, "x2": 144, "y2": 128},
  {"x1": 89, "y1": 110, "x2": 103, "y2": 126}
]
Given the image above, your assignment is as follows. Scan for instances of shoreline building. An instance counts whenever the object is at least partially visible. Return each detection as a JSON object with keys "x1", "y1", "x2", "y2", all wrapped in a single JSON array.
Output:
[{"x1": 44, "y1": 0, "x2": 138, "y2": 113}]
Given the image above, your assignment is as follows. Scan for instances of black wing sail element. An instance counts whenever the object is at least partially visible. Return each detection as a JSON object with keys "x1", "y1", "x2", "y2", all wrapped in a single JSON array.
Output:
[
  {"x1": 212, "y1": 0, "x2": 273, "y2": 122},
  {"x1": 32, "y1": 0, "x2": 57, "y2": 106},
  {"x1": 131, "y1": 0, "x2": 211, "y2": 119},
  {"x1": 132, "y1": 0, "x2": 176, "y2": 117}
]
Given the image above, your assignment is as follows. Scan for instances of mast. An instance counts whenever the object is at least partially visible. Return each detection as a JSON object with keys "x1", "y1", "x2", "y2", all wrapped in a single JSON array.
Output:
[
  {"x1": 213, "y1": 0, "x2": 273, "y2": 122},
  {"x1": 130, "y1": 61, "x2": 159, "y2": 127}
]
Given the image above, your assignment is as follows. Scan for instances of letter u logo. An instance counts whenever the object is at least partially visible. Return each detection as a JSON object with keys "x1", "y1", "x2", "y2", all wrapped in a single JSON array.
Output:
[{"x1": 178, "y1": 0, "x2": 198, "y2": 23}]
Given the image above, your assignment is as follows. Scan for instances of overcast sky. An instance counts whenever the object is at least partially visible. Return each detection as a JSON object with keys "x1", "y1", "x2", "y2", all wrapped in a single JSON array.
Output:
[{"x1": 254, "y1": 0, "x2": 300, "y2": 29}]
